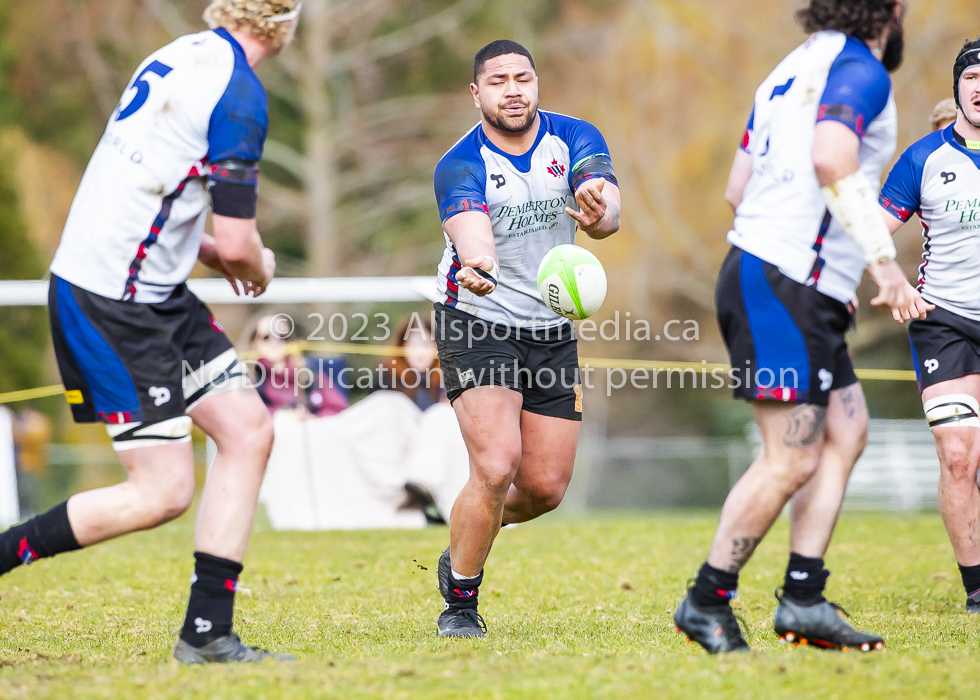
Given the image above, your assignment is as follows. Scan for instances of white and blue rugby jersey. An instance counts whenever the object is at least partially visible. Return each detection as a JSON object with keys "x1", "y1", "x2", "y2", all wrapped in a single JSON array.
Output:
[
  {"x1": 49, "y1": 28, "x2": 267, "y2": 303},
  {"x1": 729, "y1": 31, "x2": 897, "y2": 304},
  {"x1": 434, "y1": 111, "x2": 615, "y2": 329},
  {"x1": 880, "y1": 126, "x2": 980, "y2": 321}
]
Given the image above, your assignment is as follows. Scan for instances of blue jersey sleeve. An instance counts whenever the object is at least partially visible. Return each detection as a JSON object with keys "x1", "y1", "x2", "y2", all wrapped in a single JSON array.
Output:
[
  {"x1": 434, "y1": 135, "x2": 488, "y2": 224},
  {"x1": 817, "y1": 38, "x2": 891, "y2": 139},
  {"x1": 546, "y1": 112, "x2": 618, "y2": 191},
  {"x1": 879, "y1": 130, "x2": 945, "y2": 222},
  {"x1": 208, "y1": 40, "x2": 268, "y2": 163}
]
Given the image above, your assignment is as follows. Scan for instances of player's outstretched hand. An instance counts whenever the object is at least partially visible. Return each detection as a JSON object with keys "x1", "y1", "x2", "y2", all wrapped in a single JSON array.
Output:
[
  {"x1": 566, "y1": 178, "x2": 607, "y2": 231},
  {"x1": 455, "y1": 255, "x2": 498, "y2": 297},
  {"x1": 869, "y1": 260, "x2": 934, "y2": 324}
]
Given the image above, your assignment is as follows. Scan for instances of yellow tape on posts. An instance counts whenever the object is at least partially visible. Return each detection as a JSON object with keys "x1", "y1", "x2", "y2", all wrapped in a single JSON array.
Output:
[
  {"x1": 0, "y1": 384, "x2": 65, "y2": 405},
  {"x1": 282, "y1": 341, "x2": 920, "y2": 382},
  {"x1": 852, "y1": 368, "x2": 917, "y2": 382},
  {"x1": 0, "y1": 343, "x2": 919, "y2": 406}
]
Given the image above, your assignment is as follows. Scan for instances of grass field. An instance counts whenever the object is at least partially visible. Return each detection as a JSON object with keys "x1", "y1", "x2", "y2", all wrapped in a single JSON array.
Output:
[{"x1": 0, "y1": 510, "x2": 978, "y2": 699}]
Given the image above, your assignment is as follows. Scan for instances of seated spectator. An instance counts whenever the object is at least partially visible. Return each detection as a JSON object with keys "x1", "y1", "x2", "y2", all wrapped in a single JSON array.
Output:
[
  {"x1": 382, "y1": 315, "x2": 446, "y2": 411},
  {"x1": 377, "y1": 315, "x2": 467, "y2": 524},
  {"x1": 247, "y1": 313, "x2": 348, "y2": 417},
  {"x1": 246, "y1": 312, "x2": 469, "y2": 530}
]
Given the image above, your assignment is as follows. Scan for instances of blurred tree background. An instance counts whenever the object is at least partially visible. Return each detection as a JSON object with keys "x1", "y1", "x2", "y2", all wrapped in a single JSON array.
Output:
[{"x1": 0, "y1": 0, "x2": 976, "y2": 447}]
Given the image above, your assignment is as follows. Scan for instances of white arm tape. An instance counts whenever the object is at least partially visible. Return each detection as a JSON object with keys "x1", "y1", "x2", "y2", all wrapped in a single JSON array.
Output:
[
  {"x1": 485, "y1": 257, "x2": 500, "y2": 283},
  {"x1": 820, "y1": 171, "x2": 897, "y2": 265},
  {"x1": 469, "y1": 256, "x2": 499, "y2": 290}
]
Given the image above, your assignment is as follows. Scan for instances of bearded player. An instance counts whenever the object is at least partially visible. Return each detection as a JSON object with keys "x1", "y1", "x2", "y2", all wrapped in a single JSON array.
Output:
[
  {"x1": 673, "y1": 0, "x2": 928, "y2": 653},
  {"x1": 879, "y1": 39, "x2": 980, "y2": 615},
  {"x1": 431, "y1": 40, "x2": 621, "y2": 638},
  {"x1": 0, "y1": 1, "x2": 300, "y2": 663}
]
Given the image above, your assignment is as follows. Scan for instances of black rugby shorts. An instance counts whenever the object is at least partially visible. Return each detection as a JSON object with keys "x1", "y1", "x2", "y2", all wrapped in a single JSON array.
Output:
[
  {"x1": 715, "y1": 247, "x2": 857, "y2": 407},
  {"x1": 433, "y1": 303, "x2": 582, "y2": 421},
  {"x1": 908, "y1": 304, "x2": 980, "y2": 392},
  {"x1": 49, "y1": 275, "x2": 237, "y2": 425}
]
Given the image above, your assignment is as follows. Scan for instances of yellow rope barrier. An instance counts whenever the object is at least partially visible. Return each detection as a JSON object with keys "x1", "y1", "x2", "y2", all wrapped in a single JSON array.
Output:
[
  {"x1": 851, "y1": 368, "x2": 918, "y2": 382},
  {"x1": 0, "y1": 342, "x2": 918, "y2": 406},
  {"x1": 274, "y1": 341, "x2": 920, "y2": 382},
  {"x1": 0, "y1": 384, "x2": 66, "y2": 405}
]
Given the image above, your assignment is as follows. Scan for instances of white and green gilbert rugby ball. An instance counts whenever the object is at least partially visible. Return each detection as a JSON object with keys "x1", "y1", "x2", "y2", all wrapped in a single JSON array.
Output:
[{"x1": 536, "y1": 244, "x2": 608, "y2": 321}]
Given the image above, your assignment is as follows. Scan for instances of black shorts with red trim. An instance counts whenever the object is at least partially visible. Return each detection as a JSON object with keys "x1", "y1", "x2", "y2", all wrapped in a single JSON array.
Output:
[
  {"x1": 715, "y1": 247, "x2": 858, "y2": 407},
  {"x1": 433, "y1": 303, "x2": 582, "y2": 421},
  {"x1": 48, "y1": 275, "x2": 235, "y2": 424}
]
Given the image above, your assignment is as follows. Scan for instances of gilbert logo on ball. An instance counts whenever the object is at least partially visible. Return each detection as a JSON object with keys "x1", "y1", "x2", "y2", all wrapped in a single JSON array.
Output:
[{"x1": 537, "y1": 244, "x2": 607, "y2": 320}]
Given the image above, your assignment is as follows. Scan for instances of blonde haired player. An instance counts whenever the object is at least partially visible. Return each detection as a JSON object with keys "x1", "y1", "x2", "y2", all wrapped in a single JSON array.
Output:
[
  {"x1": 0, "y1": 1, "x2": 300, "y2": 663},
  {"x1": 930, "y1": 98, "x2": 958, "y2": 132}
]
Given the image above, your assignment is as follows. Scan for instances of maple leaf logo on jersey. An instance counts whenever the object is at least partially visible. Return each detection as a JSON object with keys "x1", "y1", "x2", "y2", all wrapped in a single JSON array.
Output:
[{"x1": 546, "y1": 159, "x2": 566, "y2": 178}]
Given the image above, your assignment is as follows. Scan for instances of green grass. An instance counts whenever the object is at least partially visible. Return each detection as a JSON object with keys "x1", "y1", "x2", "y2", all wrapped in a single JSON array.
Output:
[{"x1": 0, "y1": 511, "x2": 977, "y2": 699}]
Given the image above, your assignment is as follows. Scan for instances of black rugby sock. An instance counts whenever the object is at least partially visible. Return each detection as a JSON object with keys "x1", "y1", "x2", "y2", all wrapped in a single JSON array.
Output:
[
  {"x1": 782, "y1": 552, "x2": 829, "y2": 605},
  {"x1": 180, "y1": 552, "x2": 243, "y2": 648},
  {"x1": 446, "y1": 569, "x2": 483, "y2": 610},
  {"x1": 958, "y1": 563, "x2": 980, "y2": 596},
  {"x1": 690, "y1": 562, "x2": 738, "y2": 608},
  {"x1": 0, "y1": 501, "x2": 80, "y2": 575}
]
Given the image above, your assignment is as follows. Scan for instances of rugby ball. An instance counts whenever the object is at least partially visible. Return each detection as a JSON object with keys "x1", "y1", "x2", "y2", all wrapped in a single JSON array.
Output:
[{"x1": 537, "y1": 244, "x2": 607, "y2": 320}]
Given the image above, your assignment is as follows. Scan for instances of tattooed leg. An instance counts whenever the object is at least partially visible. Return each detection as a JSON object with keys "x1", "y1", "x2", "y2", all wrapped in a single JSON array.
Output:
[
  {"x1": 706, "y1": 401, "x2": 827, "y2": 572},
  {"x1": 790, "y1": 384, "x2": 869, "y2": 557},
  {"x1": 784, "y1": 405, "x2": 828, "y2": 449},
  {"x1": 728, "y1": 537, "x2": 763, "y2": 573}
]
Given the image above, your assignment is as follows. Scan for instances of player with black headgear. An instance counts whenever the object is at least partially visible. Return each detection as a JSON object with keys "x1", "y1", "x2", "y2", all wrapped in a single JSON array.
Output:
[{"x1": 878, "y1": 37, "x2": 980, "y2": 614}]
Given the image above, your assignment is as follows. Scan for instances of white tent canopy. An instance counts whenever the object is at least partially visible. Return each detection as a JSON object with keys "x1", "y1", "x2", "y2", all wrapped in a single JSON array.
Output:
[{"x1": 0, "y1": 408, "x2": 20, "y2": 527}]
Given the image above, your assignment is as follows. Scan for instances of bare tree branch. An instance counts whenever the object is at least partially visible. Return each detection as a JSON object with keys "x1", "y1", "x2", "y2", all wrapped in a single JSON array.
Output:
[
  {"x1": 339, "y1": 184, "x2": 434, "y2": 234},
  {"x1": 331, "y1": 0, "x2": 485, "y2": 73},
  {"x1": 141, "y1": 0, "x2": 194, "y2": 39},
  {"x1": 262, "y1": 140, "x2": 308, "y2": 184},
  {"x1": 68, "y1": 4, "x2": 119, "y2": 120},
  {"x1": 328, "y1": 0, "x2": 391, "y2": 29}
]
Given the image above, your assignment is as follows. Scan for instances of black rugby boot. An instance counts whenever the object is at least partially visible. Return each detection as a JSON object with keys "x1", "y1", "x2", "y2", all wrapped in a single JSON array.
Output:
[
  {"x1": 436, "y1": 549, "x2": 487, "y2": 638},
  {"x1": 173, "y1": 635, "x2": 296, "y2": 664},
  {"x1": 437, "y1": 546, "x2": 451, "y2": 600},
  {"x1": 966, "y1": 589, "x2": 980, "y2": 614},
  {"x1": 673, "y1": 591, "x2": 750, "y2": 654},
  {"x1": 437, "y1": 607, "x2": 487, "y2": 638},
  {"x1": 774, "y1": 589, "x2": 884, "y2": 652}
]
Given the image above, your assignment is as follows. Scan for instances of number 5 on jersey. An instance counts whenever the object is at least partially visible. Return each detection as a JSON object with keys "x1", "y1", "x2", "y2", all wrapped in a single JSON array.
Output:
[{"x1": 116, "y1": 60, "x2": 173, "y2": 121}]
